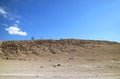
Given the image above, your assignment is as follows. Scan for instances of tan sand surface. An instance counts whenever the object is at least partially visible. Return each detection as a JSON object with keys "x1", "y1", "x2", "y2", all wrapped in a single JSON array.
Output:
[{"x1": 0, "y1": 39, "x2": 120, "y2": 79}]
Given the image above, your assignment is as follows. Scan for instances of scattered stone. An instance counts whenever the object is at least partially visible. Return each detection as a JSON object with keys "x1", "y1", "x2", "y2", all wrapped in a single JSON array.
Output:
[
  {"x1": 35, "y1": 59, "x2": 37, "y2": 61},
  {"x1": 49, "y1": 59, "x2": 51, "y2": 62},
  {"x1": 52, "y1": 65, "x2": 56, "y2": 67},
  {"x1": 40, "y1": 66, "x2": 44, "y2": 68},
  {"x1": 57, "y1": 64, "x2": 61, "y2": 66},
  {"x1": 68, "y1": 57, "x2": 74, "y2": 60},
  {"x1": 6, "y1": 57, "x2": 9, "y2": 60}
]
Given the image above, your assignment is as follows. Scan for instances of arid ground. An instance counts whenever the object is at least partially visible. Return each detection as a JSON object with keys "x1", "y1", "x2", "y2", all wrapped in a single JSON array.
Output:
[{"x1": 0, "y1": 39, "x2": 120, "y2": 79}]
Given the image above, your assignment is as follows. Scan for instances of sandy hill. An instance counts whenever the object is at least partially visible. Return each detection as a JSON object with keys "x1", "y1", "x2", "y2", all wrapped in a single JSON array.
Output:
[
  {"x1": 0, "y1": 39, "x2": 120, "y2": 60},
  {"x1": 0, "y1": 39, "x2": 120, "y2": 79}
]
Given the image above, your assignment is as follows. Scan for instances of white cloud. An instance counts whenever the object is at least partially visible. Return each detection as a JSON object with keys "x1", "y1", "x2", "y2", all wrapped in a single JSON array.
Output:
[
  {"x1": 16, "y1": 20, "x2": 20, "y2": 23},
  {"x1": 0, "y1": 6, "x2": 22, "y2": 25},
  {"x1": 0, "y1": 7, "x2": 7, "y2": 18},
  {"x1": 3, "y1": 14, "x2": 7, "y2": 18},
  {"x1": 5, "y1": 25, "x2": 27, "y2": 36},
  {"x1": 0, "y1": 7, "x2": 7, "y2": 15},
  {"x1": 1, "y1": 7, "x2": 26, "y2": 36}
]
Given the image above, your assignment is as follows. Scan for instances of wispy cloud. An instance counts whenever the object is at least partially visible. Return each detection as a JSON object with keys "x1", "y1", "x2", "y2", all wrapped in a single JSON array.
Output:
[
  {"x1": 16, "y1": 20, "x2": 20, "y2": 24},
  {"x1": 0, "y1": 6, "x2": 22, "y2": 20},
  {"x1": 1, "y1": 24, "x2": 8, "y2": 27},
  {"x1": 0, "y1": 7, "x2": 7, "y2": 15},
  {"x1": 0, "y1": 7, "x2": 7, "y2": 18},
  {"x1": 5, "y1": 25, "x2": 27, "y2": 36}
]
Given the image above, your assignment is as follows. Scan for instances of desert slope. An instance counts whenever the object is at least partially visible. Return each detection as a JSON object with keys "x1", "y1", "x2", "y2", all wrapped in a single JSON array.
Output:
[
  {"x1": 0, "y1": 39, "x2": 120, "y2": 60},
  {"x1": 0, "y1": 39, "x2": 120, "y2": 79}
]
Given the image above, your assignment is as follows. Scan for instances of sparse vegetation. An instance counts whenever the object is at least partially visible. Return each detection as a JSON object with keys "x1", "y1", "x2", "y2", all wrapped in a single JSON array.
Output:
[{"x1": 31, "y1": 37, "x2": 35, "y2": 40}]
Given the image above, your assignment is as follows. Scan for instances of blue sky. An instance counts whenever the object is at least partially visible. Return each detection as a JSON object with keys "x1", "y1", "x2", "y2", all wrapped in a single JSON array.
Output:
[{"x1": 0, "y1": 0, "x2": 120, "y2": 42}]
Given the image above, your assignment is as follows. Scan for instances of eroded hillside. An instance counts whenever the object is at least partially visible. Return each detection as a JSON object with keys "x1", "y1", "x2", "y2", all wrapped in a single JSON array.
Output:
[{"x1": 0, "y1": 39, "x2": 120, "y2": 60}]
